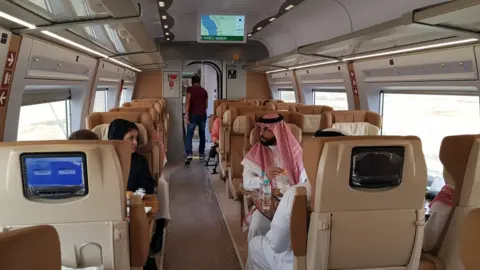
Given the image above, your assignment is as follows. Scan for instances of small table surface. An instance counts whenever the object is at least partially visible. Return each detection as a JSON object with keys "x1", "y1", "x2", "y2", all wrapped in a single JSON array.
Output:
[{"x1": 252, "y1": 193, "x2": 282, "y2": 220}]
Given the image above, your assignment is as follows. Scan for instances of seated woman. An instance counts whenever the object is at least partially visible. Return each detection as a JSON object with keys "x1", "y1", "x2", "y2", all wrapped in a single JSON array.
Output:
[{"x1": 107, "y1": 119, "x2": 165, "y2": 268}]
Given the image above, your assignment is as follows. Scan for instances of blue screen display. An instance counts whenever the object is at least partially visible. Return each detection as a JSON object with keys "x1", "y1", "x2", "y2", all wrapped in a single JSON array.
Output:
[{"x1": 24, "y1": 156, "x2": 85, "y2": 188}]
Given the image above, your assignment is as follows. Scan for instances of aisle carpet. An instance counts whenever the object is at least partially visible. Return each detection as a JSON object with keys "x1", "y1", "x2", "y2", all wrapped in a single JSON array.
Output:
[{"x1": 163, "y1": 163, "x2": 242, "y2": 270}]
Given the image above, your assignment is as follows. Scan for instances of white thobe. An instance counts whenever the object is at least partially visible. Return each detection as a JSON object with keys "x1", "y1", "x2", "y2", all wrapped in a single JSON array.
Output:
[
  {"x1": 242, "y1": 146, "x2": 307, "y2": 242},
  {"x1": 247, "y1": 182, "x2": 311, "y2": 270}
]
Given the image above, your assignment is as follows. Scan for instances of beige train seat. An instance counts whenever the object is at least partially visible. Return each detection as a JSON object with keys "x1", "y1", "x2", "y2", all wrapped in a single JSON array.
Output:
[
  {"x1": 126, "y1": 99, "x2": 168, "y2": 153},
  {"x1": 323, "y1": 110, "x2": 382, "y2": 135},
  {"x1": 225, "y1": 106, "x2": 274, "y2": 200},
  {"x1": 460, "y1": 208, "x2": 480, "y2": 270},
  {"x1": 270, "y1": 102, "x2": 300, "y2": 111},
  {"x1": 295, "y1": 112, "x2": 333, "y2": 148},
  {"x1": 218, "y1": 102, "x2": 255, "y2": 179},
  {"x1": 0, "y1": 140, "x2": 153, "y2": 268},
  {"x1": 420, "y1": 135, "x2": 480, "y2": 270},
  {"x1": 291, "y1": 136, "x2": 427, "y2": 270},
  {"x1": 296, "y1": 104, "x2": 334, "y2": 114},
  {"x1": 0, "y1": 225, "x2": 61, "y2": 270},
  {"x1": 86, "y1": 111, "x2": 160, "y2": 181},
  {"x1": 109, "y1": 107, "x2": 164, "y2": 172}
]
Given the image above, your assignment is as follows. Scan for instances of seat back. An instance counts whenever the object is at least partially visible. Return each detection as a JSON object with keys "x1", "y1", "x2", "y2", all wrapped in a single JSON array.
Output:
[
  {"x1": 435, "y1": 135, "x2": 480, "y2": 269},
  {"x1": 270, "y1": 102, "x2": 300, "y2": 111},
  {"x1": 323, "y1": 110, "x2": 382, "y2": 135},
  {"x1": 460, "y1": 208, "x2": 480, "y2": 270},
  {"x1": 0, "y1": 140, "x2": 133, "y2": 268},
  {"x1": 295, "y1": 112, "x2": 333, "y2": 148},
  {"x1": 86, "y1": 111, "x2": 160, "y2": 180},
  {"x1": 125, "y1": 100, "x2": 168, "y2": 152},
  {"x1": 296, "y1": 105, "x2": 334, "y2": 114},
  {"x1": 0, "y1": 225, "x2": 62, "y2": 270},
  {"x1": 300, "y1": 136, "x2": 426, "y2": 270}
]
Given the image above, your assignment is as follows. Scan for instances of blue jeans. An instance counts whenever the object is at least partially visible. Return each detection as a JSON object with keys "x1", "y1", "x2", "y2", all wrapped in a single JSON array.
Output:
[{"x1": 185, "y1": 114, "x2": 207, "y2": 156}]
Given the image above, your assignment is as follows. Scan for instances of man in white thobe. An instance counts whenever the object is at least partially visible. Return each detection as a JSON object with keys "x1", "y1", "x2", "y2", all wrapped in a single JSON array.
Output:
[
  {"x1": 246, "y1": 128, "x2": 348, "y2": 270},
  {"x1": 241, "y1": 114, "x2": 307, "y2": 242}
]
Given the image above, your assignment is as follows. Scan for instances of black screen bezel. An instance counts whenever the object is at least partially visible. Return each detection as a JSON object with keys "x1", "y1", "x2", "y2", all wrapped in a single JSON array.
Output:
[
  {"x1": 349, "y1": 146, "x2": 405, "y2": 189},
  {"x1": 20, "y1": 152, "x2": 89, "y2": 199}
]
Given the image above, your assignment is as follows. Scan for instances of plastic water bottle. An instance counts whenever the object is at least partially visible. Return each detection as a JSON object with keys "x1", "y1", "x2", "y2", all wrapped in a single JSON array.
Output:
[{"x1": 261, "y1": 179, "x2": 272, "y2": 211}]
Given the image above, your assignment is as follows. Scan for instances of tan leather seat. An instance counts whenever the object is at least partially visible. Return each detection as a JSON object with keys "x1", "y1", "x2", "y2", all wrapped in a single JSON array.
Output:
[
  {"x1": 0, "y1": 225, "x2": 62, "y2": 270},
  {"x1": 219, "y1": 102, "x2": 255, "y2": 180},
  {"x1": 295, "y1": 113, "x2": 333, "y2": 148},
  {"x1": 225, "y1": 106, "x2": 274, "y2": 200},
  {"x1": 86, "y1": 111, "x2": 160, "y2": 181},
  {"x1": 323, "y1": 110, "x2": 382, "y2": 135},
  {"x1": 271, "y1": 102, "x2": 300, "y2": 111},
  {"x1": 125, "y1": 99, "x2": 168, "y2": 153},
  {"x1": 460, "y1": 208, "x2": 480, "y2": 270},
  {"x1": 0, "y1": 140, "x2": 154, "y2": 268},
  {"x1": 420, "y1": 135, "x2": 480, "y2": 270},
  {"x1": 296, "y1": 105, "x2": 334, "y2": 114},
  {"x1": 292, "y1": 135, "x2": 427, "y2": 270}
]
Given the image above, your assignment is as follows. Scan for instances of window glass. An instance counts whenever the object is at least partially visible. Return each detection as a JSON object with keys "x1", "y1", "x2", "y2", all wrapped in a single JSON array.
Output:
[
  {"x1": 93, "y1": 90, "x2": 108, "y2": 112},
  {"x1": 314, "y1": 91, "x2": 349, "y2": 110},
  {"x1": 278, "y1": 89, "x2": 296, "y2": 103},
  {"x1": 18, "y1": 100, "x2": 69, "y2": 141},
  {"x1": 120, "y1": 88, "x2": 131, "y2": 105},
  {"x1": 381, "y1": 93, "x2": 480, "y2": 192}
]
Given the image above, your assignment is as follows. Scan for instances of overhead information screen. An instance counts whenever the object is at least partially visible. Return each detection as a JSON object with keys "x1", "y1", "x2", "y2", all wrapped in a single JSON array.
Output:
[
  {"x1": 199, "y1": 15, "x2": 246, "y2": 43},
  {"x1": 21, "y1": 152, "x2": 88, "y2": 199}
]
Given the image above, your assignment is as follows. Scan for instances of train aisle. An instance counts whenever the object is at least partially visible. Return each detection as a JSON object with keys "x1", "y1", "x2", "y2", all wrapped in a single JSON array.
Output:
[{"x1": 163, "y1": 163, "x2": 242, "y2": 270}]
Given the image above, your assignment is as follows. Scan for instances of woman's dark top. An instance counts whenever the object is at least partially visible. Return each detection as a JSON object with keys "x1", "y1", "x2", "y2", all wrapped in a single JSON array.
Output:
[{"x1": 129, "y1": 153, "x2": 155, "y2": 194}]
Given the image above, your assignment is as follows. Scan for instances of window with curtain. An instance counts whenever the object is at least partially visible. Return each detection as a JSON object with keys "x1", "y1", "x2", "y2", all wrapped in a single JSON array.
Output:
[
  {"x1": 313, "y1": 91, "x2": 348, "y2": 110},
  {"x1": 381, "y1": 92, "x2": 480, "y2": 192},
  {"x1": 93, "y1": 89, "x2": 108, "y2": 112},
  {"x1": 278, "y1": 89, "x2": 296, "y2": 103},
  {"x1": 17, "y1": 100, "x2": 70, "y2": 141}
]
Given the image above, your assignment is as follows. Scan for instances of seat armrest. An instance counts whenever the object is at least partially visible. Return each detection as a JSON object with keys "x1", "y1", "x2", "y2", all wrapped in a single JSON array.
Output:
[
  {"x1": 129, "y1": 195, "x2": 150, "y2": 267},
  {"x1": 291, "y1": 186, "x2": 308, "y2": 270}
]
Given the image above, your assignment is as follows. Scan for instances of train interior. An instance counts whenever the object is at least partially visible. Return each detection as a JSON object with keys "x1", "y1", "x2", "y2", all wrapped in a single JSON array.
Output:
[{"x1": 0, "y1": 0, "x2": 480, "y2": 269}]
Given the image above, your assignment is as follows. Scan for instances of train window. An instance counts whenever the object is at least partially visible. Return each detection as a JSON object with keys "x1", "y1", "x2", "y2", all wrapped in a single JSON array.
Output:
[
  {"x1": 17, "y1": 100, "x2": 70, "y2": 141},
  {"x1": 120, "y1": 88, "x2": 132, "y2": 105},
  {"x1": 93, "y1": 89, "x2": 108, "y2": 112},
  {"x1": 313, "y1": 91, "x2": 348, "y2": 110},
  {"x1": 381, "y1": 92, "x2": 480, "y2": 192},
  {"x1": 278, "y1": 89, "x2": 296, "y2": 103}
]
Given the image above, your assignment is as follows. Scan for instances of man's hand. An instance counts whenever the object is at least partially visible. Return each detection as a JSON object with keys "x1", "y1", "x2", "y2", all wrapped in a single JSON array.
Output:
[
  {"x1": 185, "y1": 115, "x2": 190, "y2": 124},
  {"x1": 266, "y1": 167, "x2": 283, "y2": 180}
]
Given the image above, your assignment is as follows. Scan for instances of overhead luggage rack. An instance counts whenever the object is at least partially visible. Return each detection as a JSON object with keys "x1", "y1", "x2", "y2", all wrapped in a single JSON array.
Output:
[
  {"x1": 245, "y1": 0, "x2": 480, "y2": 72},
  {"x1": 0, "y1": 0, "x2": 166, "y2": 70}
]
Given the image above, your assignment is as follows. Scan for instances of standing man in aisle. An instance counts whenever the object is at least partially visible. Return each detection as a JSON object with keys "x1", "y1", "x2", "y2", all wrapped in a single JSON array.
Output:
[{"x1": 184, "y1": 75, "x2": 208, "y2": 164}]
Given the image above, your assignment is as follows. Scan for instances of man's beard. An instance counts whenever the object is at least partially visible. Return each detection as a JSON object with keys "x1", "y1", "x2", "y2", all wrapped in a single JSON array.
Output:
[{"x1": 260, "y1": 136, "x2": 276, "y2": 146}]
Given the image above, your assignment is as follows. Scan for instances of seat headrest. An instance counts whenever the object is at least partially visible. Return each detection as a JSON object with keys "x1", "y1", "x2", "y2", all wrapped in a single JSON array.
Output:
[
  {"x1": 123, "y1": 101, "x2": 163, "y2": 115},
  {"x1": 91, "y1": 123, "x2": 148, "y2": 146},
  {"x1": 296, "y1": 105, "x2": 334, "y2": 114},
  {"x1": 325, "y1": 110, "x2": 382, "y2": 128},
  {"x1": 439, "y1": 135, "x2": 480, "y2": 206},
  {"x1": 297, "y1": 114, "x2": 331, "y2": 134},
  {"x1": 274, "y1": 103, "x2": 298, "y2": 111},
  {"x1": 302, "y1": 136, "x2": 425, "y2": 210},
  {"x1": 110, "y1": 107, "x2": 159, "y2": 124},
  {"x1": 0, "y1": 225, "x2": 61, "y2": 270},
  {"x1": 249, "y1": 123, "x2": 302, "y2": 146},
  {"x1": 86, "y1": 112, "x2": 154, "y2": 141}
]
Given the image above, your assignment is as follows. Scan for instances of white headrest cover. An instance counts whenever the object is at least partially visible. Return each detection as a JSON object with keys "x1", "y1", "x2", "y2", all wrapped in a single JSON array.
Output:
[
  {"x1": 332, "y1": 122, "x2": 380, "y2": 136},
  {"x1": 91, "y1": 123, "x2": 148, "y2": 146}
]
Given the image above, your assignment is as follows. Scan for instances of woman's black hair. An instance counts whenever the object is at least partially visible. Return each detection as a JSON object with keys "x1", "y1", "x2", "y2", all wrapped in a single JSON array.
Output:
[
  {"x1": 314, "y1": 129, "x2": 346, "y2": 137},
  {"x1": 107, "y1": 119, "x2": 139, "y2": 140}
]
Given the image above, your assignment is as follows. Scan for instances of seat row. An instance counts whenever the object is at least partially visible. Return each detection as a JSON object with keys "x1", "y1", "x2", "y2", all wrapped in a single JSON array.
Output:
[{"x1": 288, "y1": 134, "x2": 480, "y2": 270}]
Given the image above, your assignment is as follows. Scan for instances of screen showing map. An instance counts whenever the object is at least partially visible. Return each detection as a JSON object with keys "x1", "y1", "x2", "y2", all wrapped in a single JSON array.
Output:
[{"x1": 200, "y1": 15, "x2": 246, "y2": 42}]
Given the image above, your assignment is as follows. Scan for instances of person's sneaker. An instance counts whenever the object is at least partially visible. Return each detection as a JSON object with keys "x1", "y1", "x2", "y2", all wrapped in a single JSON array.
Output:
[
  {"x1": 184, "y1": 155, "x2": 193, "y2": 165},
  {"x1": 199, "y1": 155, "x2": 205, "y2": 161}
]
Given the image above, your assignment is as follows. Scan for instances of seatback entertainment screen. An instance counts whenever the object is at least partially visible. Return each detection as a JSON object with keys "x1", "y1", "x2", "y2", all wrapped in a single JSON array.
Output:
[
  {"x1": 199, "y1": 15, "x2": 246, "y2": 43},
  {"x1": 20, "y1": 152, "x2": 88, "y2": 199}
]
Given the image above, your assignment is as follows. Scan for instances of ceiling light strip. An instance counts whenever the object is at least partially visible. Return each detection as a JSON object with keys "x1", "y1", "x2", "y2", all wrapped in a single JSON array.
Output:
[
  {"x1": 0, "y1": 11, "x2": 36, "y2": 29},
  {"x1": 342, "y1": 38, "x2": 479, "y2": 61},
  {"x1": 107, "y1": 58, "x2": 142, "y2": 72},
  {"x1": 289, "y1": 60, "x2": 340, "y2": 70},
  {"x1": 41, "y1": 31, "x2": 109, "y2": 58},
  {"x1": 266, "y1": 68, "x2": 288, "y2": 74}
]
